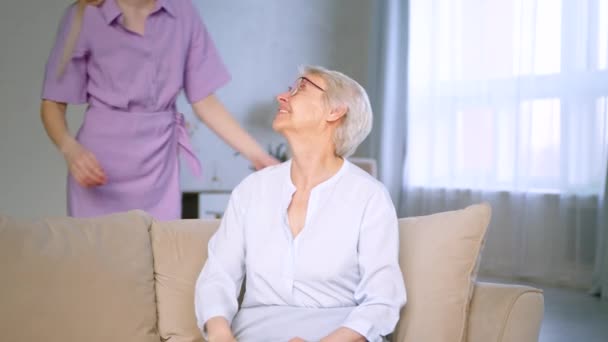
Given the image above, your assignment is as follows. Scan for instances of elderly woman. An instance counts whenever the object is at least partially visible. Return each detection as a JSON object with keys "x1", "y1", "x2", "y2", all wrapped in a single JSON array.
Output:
[{"x1": 195, "y1": 66, "x2": 406, "y2": 342}]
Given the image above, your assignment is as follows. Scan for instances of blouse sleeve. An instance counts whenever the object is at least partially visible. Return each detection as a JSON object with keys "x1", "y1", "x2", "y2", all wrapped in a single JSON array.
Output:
[
  {"x1": 41, "y1": 4, "x2": 88, "y2": 104},
  {"x1": 341, "y1": 187, "x2": 407, "y2": 342},
  {"x1": 194, "y1": 184, "x2": 246, "y2": 338},
  {"x1": 183, "y1": 0, "x2": 231, "y2": 104}
]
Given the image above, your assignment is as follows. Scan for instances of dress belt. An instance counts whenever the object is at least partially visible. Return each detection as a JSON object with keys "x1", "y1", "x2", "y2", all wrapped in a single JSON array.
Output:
[{"x1": 173, "y1": 112, "x2": 202, "y2": 177}]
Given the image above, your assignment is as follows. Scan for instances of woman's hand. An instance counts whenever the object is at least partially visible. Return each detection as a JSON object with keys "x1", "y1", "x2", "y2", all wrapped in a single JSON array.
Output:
[
  {"x1": 208, "y1": 336, "x2": 237, "y2": 342},
  {"x1": 206, "y1": 317, "x2": 237, "y2": 342},
  {"x1": 320, "y1": 327, "x2": 366, "y2": 342},
  {"x1": 61, "y1": 138, "x2": 107, "y2": 187},
  {"x1": 40, "y1": 100, "x2": 106, "y2": 188},
  {"x1": 288, "y1": 338, "x2": 307, "y2": 342},
  {"x1": 251, "y1": 153, "x2": 280, "y2": 170}
]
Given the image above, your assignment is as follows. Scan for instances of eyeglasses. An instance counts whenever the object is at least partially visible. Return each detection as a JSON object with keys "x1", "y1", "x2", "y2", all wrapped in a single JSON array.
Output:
[{"x1": 288, "y1": 77, "x2": 326, "y2": 97}]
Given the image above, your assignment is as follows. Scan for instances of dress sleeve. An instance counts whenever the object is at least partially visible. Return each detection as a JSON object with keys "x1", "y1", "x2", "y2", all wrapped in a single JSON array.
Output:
[
  {"x1": 341, "y1": 187, "x2": 407, "y2": 342},
  {"x1": 41, "y1": 4, "x2": 88, "y2": 104},
  {"x1": 183, "y1": 0, "x2": 231, "y2": 104},
  {"x1": 194, "y1": 184, "x2": 246, "y2": 338}
]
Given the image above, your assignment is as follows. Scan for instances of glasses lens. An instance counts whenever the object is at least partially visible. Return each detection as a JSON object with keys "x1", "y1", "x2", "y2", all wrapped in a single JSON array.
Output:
[{"x1": 289, "y1": 78, "x2": 302, "y2": 96}]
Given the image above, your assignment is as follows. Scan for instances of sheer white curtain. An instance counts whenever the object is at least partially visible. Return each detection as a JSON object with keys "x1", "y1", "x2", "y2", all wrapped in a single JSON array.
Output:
[
  {"x1": 366, "y1": 0, "x2": 408, "y2": 205},
  {"x1": 404, "y1": 0, "x2": 608, "y2": 289},
  {"x1": 591, "y1": 170, "x2": 608, "y2": 298}
]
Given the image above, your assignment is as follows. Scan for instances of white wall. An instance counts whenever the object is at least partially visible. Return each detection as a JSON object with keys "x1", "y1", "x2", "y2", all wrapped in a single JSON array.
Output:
[
  {"x1": 180, "y1": 0, "x2": 373, "y2": 191},
  {"x1": 0, "y1": 0, "x2": 86, "y2": 219},
  {"x1": 0, "y1": 0, "x2": 372, "y2": 218}
]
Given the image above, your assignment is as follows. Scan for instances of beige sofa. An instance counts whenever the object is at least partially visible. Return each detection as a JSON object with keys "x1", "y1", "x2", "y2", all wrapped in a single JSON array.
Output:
[{"x1": 0, "y1": 204, "x2": 543, "y2": 342}]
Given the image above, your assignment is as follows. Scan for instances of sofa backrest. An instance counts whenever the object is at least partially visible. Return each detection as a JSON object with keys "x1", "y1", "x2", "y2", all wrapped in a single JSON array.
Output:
[
  {"x1": 149, "y1": 203, "x2": 491, "y2": 342},
  {"x1": 151, "y1": 219, "x2": 218, "y2": 342},
  {"x1": 0, "y1": 210, "x2": 161, "y2": 342}
]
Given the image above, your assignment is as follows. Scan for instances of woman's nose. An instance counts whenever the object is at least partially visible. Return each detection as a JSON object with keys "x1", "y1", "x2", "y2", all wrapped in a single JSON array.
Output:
[{"x1": 276, "y1": 90, "x2": 290, "y2": 103}]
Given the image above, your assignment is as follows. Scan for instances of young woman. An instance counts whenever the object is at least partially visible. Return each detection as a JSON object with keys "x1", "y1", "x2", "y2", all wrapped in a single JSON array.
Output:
[{"x1": 41, "y1": 0, "x2": 277, "y2": 220}]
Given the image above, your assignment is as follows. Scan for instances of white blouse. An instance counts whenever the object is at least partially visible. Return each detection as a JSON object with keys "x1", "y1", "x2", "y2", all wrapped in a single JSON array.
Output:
[{"x1": 195, "y1": 160, "x2": 406, "y2": 342}]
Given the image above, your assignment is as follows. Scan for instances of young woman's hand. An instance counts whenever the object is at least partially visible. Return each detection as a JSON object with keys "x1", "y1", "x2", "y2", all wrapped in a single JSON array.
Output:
[
  {"x1": 251, "y1": 153, "x2": 280, "y2": 170},
  {"x1": 61, "y1": 138, "x2": 107, "y2": 188}
]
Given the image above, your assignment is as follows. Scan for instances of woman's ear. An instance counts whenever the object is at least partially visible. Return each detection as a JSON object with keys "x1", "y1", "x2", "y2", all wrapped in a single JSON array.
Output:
[{"x1": 327, "y1": 105, "x2": 347, "y2": 123}]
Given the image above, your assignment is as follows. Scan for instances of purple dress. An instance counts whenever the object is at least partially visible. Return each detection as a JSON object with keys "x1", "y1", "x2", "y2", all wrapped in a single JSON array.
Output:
[{"x1": 42, "y1": 0, "x2": 230, "y2": 220}]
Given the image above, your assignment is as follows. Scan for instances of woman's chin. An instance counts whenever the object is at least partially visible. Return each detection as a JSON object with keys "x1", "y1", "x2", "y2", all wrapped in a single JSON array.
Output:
[{"x1": 272, "y1": 118, "x2": 288, "y2": 132}]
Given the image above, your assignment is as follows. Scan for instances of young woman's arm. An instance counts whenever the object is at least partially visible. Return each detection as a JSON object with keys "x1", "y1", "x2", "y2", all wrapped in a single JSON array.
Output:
[
  {"x1": 192, "y1": 95, "x2": 278, "y2": 170},
  {"x1": 41, "y1": 99, "x2": 106, "y2": 187}
]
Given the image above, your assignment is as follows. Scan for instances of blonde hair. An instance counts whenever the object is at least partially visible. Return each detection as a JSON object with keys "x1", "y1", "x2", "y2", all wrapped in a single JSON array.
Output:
[{"x1": 57, "y1": 0, "x2": 104, "y2": 77}]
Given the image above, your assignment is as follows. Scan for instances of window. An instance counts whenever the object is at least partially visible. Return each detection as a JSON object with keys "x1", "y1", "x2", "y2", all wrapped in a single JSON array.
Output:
[{"x1": 407, "y1": 0, "x2": 608, "y2": 195}]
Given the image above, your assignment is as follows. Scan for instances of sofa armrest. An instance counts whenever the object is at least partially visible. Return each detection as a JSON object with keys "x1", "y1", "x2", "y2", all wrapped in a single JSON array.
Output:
[{"x1": 467, "y1": 281, "x2": 544, "y2": 342}]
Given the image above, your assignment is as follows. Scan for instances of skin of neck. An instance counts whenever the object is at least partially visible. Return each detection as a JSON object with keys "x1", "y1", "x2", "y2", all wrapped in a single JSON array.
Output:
[
  {"x1": 287, "y1": 131, "x2": 344, "y2": 191},
  {"x1": 116, "y1": 0, "x2": 155, "y2": 10}
]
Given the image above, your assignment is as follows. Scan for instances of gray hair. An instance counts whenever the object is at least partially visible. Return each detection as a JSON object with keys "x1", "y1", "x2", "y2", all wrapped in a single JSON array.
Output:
[{"x1": 299, "y1": 65, "x2": 373, "y2": 158}]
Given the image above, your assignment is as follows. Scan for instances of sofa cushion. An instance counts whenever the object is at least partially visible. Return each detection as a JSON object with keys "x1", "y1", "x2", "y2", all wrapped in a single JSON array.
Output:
[
  {"x1": 151, "y1": 219, "x2": 218, "y2": 342},
  {"x1": 0, "y1": 210, "x2": 160, "y2": 342},
  {"x1": 392, "y1": 203, "x2": 491, "y2": 342}
]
